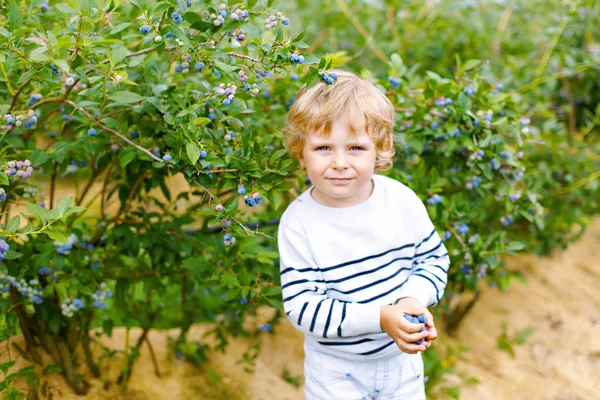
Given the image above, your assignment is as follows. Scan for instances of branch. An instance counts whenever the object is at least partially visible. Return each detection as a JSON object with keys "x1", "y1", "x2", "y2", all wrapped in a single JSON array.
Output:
[
  {"x1": 9, "y1": 78, "x2": 33, "y2": 111},
  {"x1": 230, "y1": 216, "x2": 275, "y2": 241},
  {"x1": 63, "y1": 100, "x2": 165, "y2": 163},
  {"x1": 227, "y1": 52, "x2": 264, "y2": 65}
]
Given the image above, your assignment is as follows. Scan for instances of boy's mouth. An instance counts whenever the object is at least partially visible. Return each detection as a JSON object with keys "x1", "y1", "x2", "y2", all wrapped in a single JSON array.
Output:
[{"x1": 327, "y1": 178, "x2": 354, "y2": 183}]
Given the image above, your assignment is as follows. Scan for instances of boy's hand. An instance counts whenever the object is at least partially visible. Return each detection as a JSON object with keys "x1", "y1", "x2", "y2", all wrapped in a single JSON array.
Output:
[
  {"x1": 380, "y1": 303, "x2": 429, "y2": 354},
  {"x1": 395, "y1": 296, "x2": 438, "y2": 343}
]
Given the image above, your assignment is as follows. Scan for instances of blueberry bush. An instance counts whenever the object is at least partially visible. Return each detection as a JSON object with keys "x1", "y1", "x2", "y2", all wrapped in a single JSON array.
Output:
[{"x1": 0, "y1": 0, "x2": 598, "y2": 397}]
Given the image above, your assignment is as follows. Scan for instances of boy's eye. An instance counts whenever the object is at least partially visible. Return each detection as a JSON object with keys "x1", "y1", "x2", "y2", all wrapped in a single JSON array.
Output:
[
  {"x1": 316, "y1": 146, "x2": 330, "y2": 151},
  {"x1": 351, "y1": 146, "x2": 365, "y2": 151}
]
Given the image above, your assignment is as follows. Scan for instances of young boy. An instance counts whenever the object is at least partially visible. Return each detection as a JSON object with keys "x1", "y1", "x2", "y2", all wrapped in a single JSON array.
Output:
[{"x1": 278, "y1": 70, "x2": 450, "y2": 399}]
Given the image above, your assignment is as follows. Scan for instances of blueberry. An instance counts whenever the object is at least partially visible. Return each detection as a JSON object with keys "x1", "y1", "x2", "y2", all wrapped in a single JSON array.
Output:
[
  {"x1": 87, "y1": 128, "x2": 97, "y2": 136},
  {"x1": 223, "y1": 98, "x2": 231, "y2": 106},
  {"x1": 140, "y1": 25, "x2": 151, "y2": 35},
  {"x1": 175, "y1": 64, "x2": 182, "y2": 73},
  {"x1": 282, "y1": 17, "x2": 289, "y2": 25},
  {"x1": 195, "y1": 62, "x2": 204, "y2": 71},
  {"x1": 162, "y1": 154, "x2": 172, "y2": 162},
  {"x1": 199, "y1": 150, "x2": 207, "y2": 159}
]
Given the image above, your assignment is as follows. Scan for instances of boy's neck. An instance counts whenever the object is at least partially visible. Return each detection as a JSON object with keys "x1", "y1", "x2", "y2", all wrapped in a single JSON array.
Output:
[{"x1": 310, "y1": 177, "x2": 375, "y2": 208}]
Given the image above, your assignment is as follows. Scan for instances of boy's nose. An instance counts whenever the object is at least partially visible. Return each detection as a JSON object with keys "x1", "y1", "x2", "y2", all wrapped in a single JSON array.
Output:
[{"x1": 332, "y1": 152, "x2": 349, "y2": 169}]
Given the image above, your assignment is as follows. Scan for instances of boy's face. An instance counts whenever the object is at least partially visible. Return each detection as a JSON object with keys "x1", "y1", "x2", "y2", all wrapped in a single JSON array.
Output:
[{"x1": 300, "y1": 120, "x2": 377, "y2": 208}]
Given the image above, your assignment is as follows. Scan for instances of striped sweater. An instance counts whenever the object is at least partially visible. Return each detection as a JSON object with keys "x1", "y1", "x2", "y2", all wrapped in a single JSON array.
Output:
[{"x1": 278, "y1": 174, "x2": 450, "y2": 360}]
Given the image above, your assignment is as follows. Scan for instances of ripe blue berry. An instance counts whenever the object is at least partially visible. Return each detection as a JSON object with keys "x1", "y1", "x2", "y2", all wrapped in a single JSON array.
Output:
[
  {"x1": 130, "y1": 131, "x2": 139, "y2": 138},
  {"x1": 224, "y1": 233, "x2": 232, "y2": 241},
  {"x1": 403, "y1": 314, "x2": 427, "y2": 344},
  {"x1": 237, "y1": 184, "x2": 246, "y2": 195},
  {"x1": 87, "y1": 128, "x2": 97, "y2": 136},
  {"x1": 200, "y1": 150, "x2": 207, "y2": 159},
  {"x1": 223, "y1": 98, "x2": 231, "y2": 106},
  {"x1": 431, "y1": 122, "x2": 439, "y2": 129},
  {"x1": 175, "y1": 64, "x2": 183, "y2": 73},
  {"x1": 282, "y1": 18, "x2": 290, "y2": 25},
  {"x1": 165, "y1": 32, "x2": 175, "y2": 38},
  {"x1": 195, "y1": 62, "x2": 204, "y2": 71},
  {"x1": 208, "y1": 113, "x2": 216, "y2": 121},
  {"x1": 140, "y1": 25, "x2": 151, "y2": 34},
  {"x1": 163, "y1": 154, "x2": 172, "y2": 162}
]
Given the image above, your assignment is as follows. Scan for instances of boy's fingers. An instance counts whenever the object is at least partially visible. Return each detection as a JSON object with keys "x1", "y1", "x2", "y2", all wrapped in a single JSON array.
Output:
[
  {"x1": 394, "y1": 338, "x2": 426, "y2": 354},
  {"x1": 399, "y1": 315, "x2": 425, "y2": 333},
  {"x1": 399, "y1": 328, "x2": 429, "y2": 343}
]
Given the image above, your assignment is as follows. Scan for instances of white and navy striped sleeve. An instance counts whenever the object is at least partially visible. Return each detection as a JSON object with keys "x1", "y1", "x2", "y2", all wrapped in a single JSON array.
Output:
[
  {"x1": 278, "y1": 222, "x2": 382, "y2": 338},
  {"x1": 397, "y1": 195, "x2": 450, "y2": 308}
]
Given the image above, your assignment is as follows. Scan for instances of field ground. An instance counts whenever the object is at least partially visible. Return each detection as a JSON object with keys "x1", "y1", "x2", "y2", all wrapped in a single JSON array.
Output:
[{"x1": 2, "y1": 217, "x2": 599, "y2": 399}]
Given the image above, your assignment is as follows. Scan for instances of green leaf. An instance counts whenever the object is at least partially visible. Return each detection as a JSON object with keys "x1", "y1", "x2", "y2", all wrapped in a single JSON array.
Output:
[
  {"x1": 44, "y1": 229, "x2": 68, "y2": 243},
  {"x1": 0, "y1": 173, "x2": 8, "y2": 186},
  {"x1": 103, "y1": 319, "x2": 114, "y2": 338},
  {"x1": 119, "y1": 151, "x2": 137, "y2": 168},
  {"x1": 110, "y1": 47, "x2": 129, "y2": 67},
  {"x1": 186, "y1": 142, "x2": 200, "y2": 165},
  {"x1": 6, "y1": 215, "x2": 20, "y2": 232},
  {"x1": 193, "y1": 117, "x2": 211, "y2": 126},
  {"x1": 57, "y1": 196, "x2": 74, "y2": 217},
  {"x1": 461, "y1": 59, "x2": 482, "y2": 72},
  {"x1": 8, "y1": 3, "x2": 22, "y2": 32},
  {"x1": 108, "y1": 91, "x2": 146, "y2": 104},
  {"x1": 79, "y1": 0, "x2": 91, "y2": 15},
  {"x1": 271, "y1": 191, "x2": 283, "y2": 210},
  {"x1": 292, "y1": 28, "x2": 306, "y2": 43},
  {"x1": 43, "y1": 363, "x2": 63, "y2": 375},
  {"x1": 514, "y1": 327, "x2": 535, "y2": 344},
  {"x1": 247, "y1": 0, "x2": 258, "y2": 8},
  {"x1": 220, "y1": 272, "x2": 239, "y2": 288},
  {"x1": 3, "y1": 250, "x2": 22, "y2": 260},
  {"x1": 506, "y1": 241, "x2": 525, "y2": 252},
  {"x1": 26, "y1": 203, "x2": 49, "y2": 225},
  {"x1": 275, "y1": 27, "x2": 283, "y2": 42}
]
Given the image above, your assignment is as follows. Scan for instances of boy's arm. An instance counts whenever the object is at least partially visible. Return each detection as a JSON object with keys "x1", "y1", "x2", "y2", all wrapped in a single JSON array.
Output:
[
  {"x1": 396, "y1": 195, "x2": 450, "y2": 308},
  {"x1": 279, "y1": 222, "x2": 382, "y2": 339}
]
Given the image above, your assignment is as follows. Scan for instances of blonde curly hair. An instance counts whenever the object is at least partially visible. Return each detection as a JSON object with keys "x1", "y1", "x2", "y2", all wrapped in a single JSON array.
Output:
[{"x1": 282, "y1": 70, "x2": 396, "y2": 172}]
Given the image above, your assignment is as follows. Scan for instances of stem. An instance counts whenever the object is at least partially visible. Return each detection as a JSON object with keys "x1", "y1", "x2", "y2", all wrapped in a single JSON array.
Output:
[
  {"x1": 145, "y1": 336, "x2": 161, "y2": 377},
  {"x1": 63, "y1": 100, "x2": 165, "y2": 164},
  {"x1": 50, "y1": 163, "x2": 58, "y2": 210},
  {"x1": 9, "y1": 78, "x2": 33, "y2": 111}
]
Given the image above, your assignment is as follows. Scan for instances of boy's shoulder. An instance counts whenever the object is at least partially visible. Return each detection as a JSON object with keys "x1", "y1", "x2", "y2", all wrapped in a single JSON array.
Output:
[{"x1": 279, "y1": 174, "x2": 421, "y2": 228}]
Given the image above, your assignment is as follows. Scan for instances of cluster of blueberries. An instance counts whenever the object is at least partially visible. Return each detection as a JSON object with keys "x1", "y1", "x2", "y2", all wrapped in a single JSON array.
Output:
[
  {"x1": 0, "y1": 188, "x2": 6, "y2": 203},
  {"x1": 40, "y1": 0, "x2": 49, "y2": 11},
  {"x1": 61, "y1": 298, "x2": 85, "y2": 318},
  {"x1": 53, "y1": 234, "x2": 80, "y2": 255},
  {"x1": 223, "y1": 233, "x2": 237, "y2": 246},
  {"x1": 289, "y1": 54, "x2": 305, "y2": 64},
  {"x1": 320, "y1": 71, "x2": 338, "y2": 85},
  {"x1": 263, "y1": 12, "x2": 289, "y2": 30},
  {"x1": 4, "y1": 159, "x2": 34, "y2": 179},
  {"x1": 388, "y1": 76, "x2": 402, "y2": 89},
  {"x1": 435, "y1": 97, "x2": 453, "y2": 107},
  {"x1": 500, "y1": 215, "x2": 515, "y2": 226},
  {"x1": 0, "y1": 273, "x2": 44, "y2": 304},
  {"x1": 403, "y1": 314, "x2": 428, "y2": 345},
  {"x1": 427, "y1": 194, "x2": 442, "y2": 205},
  {"x1": 244, "y1": 193, "x2": 263, "y2": 207},
  {"x1": 464, "y1": 86, "x2": 477, "y2": 96},
  {"x1": 465, "y1": 176, "x2": 482, "y2": 190},
  {"x1": 4, "y1": 111, "x2": 37, "y2": 130},
  {"x1": 214, "y1": 82, "x2": 238, "y2": 106},
  {"x1": 92, "y1": 282, "x2": 113, "y2": 309},
  {"x1": 0, "y1": 240, "x2": 9, "y2": 261},
  {"x1": 29, "y1": 93, "x2": 43, "y2": 106}
]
